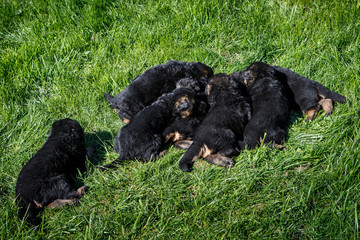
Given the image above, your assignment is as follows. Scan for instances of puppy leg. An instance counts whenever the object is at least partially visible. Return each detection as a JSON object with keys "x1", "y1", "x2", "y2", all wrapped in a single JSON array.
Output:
[
  {"x1": 304, "y1": 105, "x2": 321, "y2": 121},
  {"x1": 179, "y1": 141, "x2": 203, "y2": 172},
  {"x1": 158, "y1": 150, "x2": 168, "y2": 157},
  {"x1": 319, "y1": 98, "x2": 333, "y2": 116},
  {"x1": 174, "y1": 140, "x2": 193, "y2": 150},
  {"x1": 46, "y1": 185, "x2": 89, "y2": 208},
  {"x1": 75, "y1": 185, "x2": 89, "y2": 197},
  {"x1": 204, "y1": 154, "x2": 234, "y2": 168},
  {"x1": 46, "y1": 199, "x2": 79, "y2": 209}
]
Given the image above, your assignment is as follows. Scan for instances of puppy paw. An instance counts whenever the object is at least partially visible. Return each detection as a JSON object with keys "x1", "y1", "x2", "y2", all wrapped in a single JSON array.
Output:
[
  {"x1": 179, "y1": 162, "x2": 193, "y2": 172},
  {"x1": 221, "y1": 158, "x2": 235, "y2": 168},
  {"x1": 204, "y1": 154, "x2": 234, "y2": 168},
  {"x1": 76, "y1": 185, "x2": 89, "y2": 196}
]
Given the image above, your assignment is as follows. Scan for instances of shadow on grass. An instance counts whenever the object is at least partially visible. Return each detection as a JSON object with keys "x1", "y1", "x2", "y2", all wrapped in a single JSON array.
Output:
[{"x1": 85, "y1": 131, "x2": 114, "y2": 166}]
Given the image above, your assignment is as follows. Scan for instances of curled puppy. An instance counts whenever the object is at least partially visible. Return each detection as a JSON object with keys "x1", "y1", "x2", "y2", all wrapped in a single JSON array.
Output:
[
  {"x1": 272, "y1": 65, "x2": 347, "y2": 120},
  {"x1": 15, "y1": 118, "x2": 88, "y2": 227},
  {"x1": 100, "y1": 88, "x2": 196, "y2": 169},
  {"x1": 179, "y1": 73, "x2": 251, "y2": 172},
  {"x1": 163, "y1": 77, "x2": 209, "y2": 149},
  {"x1": 104, "y1": 60, "x2": 213, "y2": 123},
  {"x1": 162, "y1": 95, "x2": 209, "y2": 149},
  {"x1": 231, "y1": 62, "x2": 291, "y2": 150}
]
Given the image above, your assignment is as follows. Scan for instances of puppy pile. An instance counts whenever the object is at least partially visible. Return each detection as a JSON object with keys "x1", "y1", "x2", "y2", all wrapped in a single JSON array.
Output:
[
  {"x1": 102, "y1": 60, "x2": 346, "y2": 172},
  {"x1": 15, "y1": 60, "x2": 346, "y2": 227}
]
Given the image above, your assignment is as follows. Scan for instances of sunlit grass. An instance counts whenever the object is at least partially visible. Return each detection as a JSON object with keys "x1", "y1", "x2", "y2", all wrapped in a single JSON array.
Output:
[{"x1": 1, "y1": 0, "x2": 359, "y2": 238}]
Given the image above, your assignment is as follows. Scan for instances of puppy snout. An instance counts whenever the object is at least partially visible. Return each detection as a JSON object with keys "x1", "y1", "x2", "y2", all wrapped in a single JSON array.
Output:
[{"x1": 178, "y1": 100, "x2": 190, "y2": 111}]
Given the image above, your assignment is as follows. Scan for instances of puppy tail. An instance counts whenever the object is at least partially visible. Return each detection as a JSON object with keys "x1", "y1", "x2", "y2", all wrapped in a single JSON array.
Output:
[
  {"x1": 179, "y1": 141, "x2": 202, "y2": 172},
  {"x1": 103, "y1": 93, "x2": 117, "y2": 108},
  {"x1": 316, "y1": 85, "x2": 347, "y2": 103}
]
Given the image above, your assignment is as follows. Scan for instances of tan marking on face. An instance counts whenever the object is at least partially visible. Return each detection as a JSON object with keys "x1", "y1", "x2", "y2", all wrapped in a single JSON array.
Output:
[
  {"x1": 123, "y1": 118, "x2": 130, "y2": 124},
  {"x1": 247, "y1": 71, "x2": 255, "y2": 86},
  {"x1": 175, "y1": 95, "x2": 194, "y2": 118},
  {"x1": 175, "y1": 96, "x2": 188, "y2": 107},
  {"x1": 319, "y1": 98, "x2": 333, "y2": 116},
  {"x1": 201, "y1": 68, "x2": 210, "y2": 77},
  {"x1": 180, "y1": 110, "x2": 192, "y2": 118}
]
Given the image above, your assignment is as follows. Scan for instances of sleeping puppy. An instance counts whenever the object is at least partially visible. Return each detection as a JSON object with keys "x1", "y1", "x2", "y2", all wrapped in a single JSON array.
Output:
[
  {"x1": 272, "y1": 65, "x2": 347, "y2": 120},
  {"x1": 15, "y1": 118, "x2": 88, "y2": 227},
  {"x1": 100, "y1": 88, "x2": 196, "y2": 169},
  {"x1": 179, "y1": 73, "x2": 251, "y2": 172},
  {"x1": 231, "y1": 62, "x2": 291, "y2": 150},
  {"x1": 162, "y1": 95, "x2": 209, "y2": 149},
  {"x1": 104, "y1": 60, "x2": 213, "y2": 123},
  {"x1": 162, "y1": 77, "x2": 209, "y2": 149}
]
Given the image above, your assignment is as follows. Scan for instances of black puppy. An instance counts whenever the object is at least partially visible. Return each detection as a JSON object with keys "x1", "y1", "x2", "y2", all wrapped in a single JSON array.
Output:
[
  {"x1": 273, "y1": 65, "x2": 347, "y2": 120},
  {"x1": 231, "y1": 62, "x2": 290, "y2": 149},
  {"x1": 162, "y1": 95, "x2": 209, "y2": 149},
  {"x1": 104, "y1": 60, "x2": 213, "y2": 123},
  {"x1": 100, "y1": 88, "x2": 197, "y2": 169},
  {"x1": 15, "y1": 118, "x2": 88, "y2": 227},
  {"x1": 162, "y1": 77, "x2": 209, "y2": 149},
  {"x1": 179, "y1": 73, "x2": 251, "y2": 172}
]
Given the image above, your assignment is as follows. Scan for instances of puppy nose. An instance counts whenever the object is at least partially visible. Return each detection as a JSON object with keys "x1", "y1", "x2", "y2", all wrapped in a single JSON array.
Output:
[{"x1": 178, "y1": 100, "x2": 190, "y2": 111}]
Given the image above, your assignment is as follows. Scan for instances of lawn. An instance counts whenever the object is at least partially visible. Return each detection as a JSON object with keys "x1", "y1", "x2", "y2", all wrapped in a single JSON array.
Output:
[{"x1": 1, "y1": 0, "x2": 359, "y2": 238}]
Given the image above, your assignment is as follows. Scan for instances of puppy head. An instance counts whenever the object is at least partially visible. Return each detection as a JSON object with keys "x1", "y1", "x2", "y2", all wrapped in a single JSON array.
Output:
[
  {"x1": 172, "y1": 88, "x2": 196, "y2": 118},
  {"x1": 230, "y1": 62, "x2": 275, "y2": 88},
  {"x1": 49, "y1": 118, "x2": 84, "y2": 140},
  {"x1": 206, "y1": 73, "x2": 238, "y2": 96},
  {"x1": 176, "y1": 77, "x2": 203, "y2": 94},
  {"x1": 187, "y1": 62, "x2": 214, "y2": 82}
]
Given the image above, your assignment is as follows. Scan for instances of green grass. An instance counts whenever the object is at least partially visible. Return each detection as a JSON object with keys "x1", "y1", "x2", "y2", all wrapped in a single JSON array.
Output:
[{"x1": 1, "y1": 0, "x2": 359, "y2": 238}]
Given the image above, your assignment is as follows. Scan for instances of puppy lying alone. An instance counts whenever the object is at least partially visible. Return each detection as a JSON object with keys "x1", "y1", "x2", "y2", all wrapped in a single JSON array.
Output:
[
  {"x1": 100, "y1": 88, "x2": 197, "y2": 169},
  {"x1": 231, "y1": 62, "x2": 291, "y2": 149},
  {"x1": 273, "y1": 65, "x2": 347, "y2": 120},
  {"x1": 104, "y1": 60, "x2": 213, "y2": 123},
  {"x1": 15, "y1": 118, "x2": 88, "y2": 227},
  {"x1": 179, "y1": 73, "x2": 251, "y2": 172}
]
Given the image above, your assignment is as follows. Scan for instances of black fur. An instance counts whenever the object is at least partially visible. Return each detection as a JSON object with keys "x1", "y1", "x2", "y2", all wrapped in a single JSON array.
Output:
[
  {"x1": 162, "y1": 94, "x2": 209, "y2": 146},
  {"x1": 179, "y1": 73, "x2": 251, "y2": 172},
  {"x1": 100, "y1": 88, "x2": 197, "y2": 169},
  {"x1": 231, "y1": 62, "x2": 290, "y2": 149},
  {"x1": 273, "y1": 65, "x2": 347, "y2": 120},
  {"x1": 104, "y1": 60, "x2": 213, "y2": 123},
  {"x1": 162, "y1": 77, "x2": 209, "y2": 147},
  {"x1": 15, "y1": 118, "x2": 88, "y2": 227}
]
